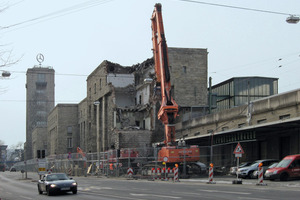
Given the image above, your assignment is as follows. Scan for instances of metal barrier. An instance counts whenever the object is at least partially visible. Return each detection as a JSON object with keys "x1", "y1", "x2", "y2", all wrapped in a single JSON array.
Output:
[{"x1": 12, "y1": 146, "x2": 236, "y2": 178}]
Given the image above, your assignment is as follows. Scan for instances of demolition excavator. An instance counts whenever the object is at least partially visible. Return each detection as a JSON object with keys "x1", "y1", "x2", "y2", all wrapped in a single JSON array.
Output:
[{"x1": 151, "y1": 3, "x2": 200, "y2": 164}]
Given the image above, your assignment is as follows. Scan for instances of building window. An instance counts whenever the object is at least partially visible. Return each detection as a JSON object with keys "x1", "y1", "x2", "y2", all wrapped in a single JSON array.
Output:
[
  {"x1": 67, "y1": 126, "x2": 72, "y2": 134},
  {"x1": 279, "y1": 114, "x2": 290, "y2": 120},
  {"x1": 37, "y1": 73, "x2": 45, "y2": 82},
  {"x1": 183, "y1": 66, "x2": 187, "y2": 74},
  {"x1": 238, "y1": 123, "x2": 246, "y2": 128},
  {"x1": 99, "y1": 79, "x2": 102, "y2": 90},
  {"x1": 222, "y1": 126, "x2": 229, "y2": 131},
  {"x1": 257, "y1": 119, "x2": 267, "y2": 124},
  {"x1": 67, "y1": 137, "x2": 73, "y2": 148}
]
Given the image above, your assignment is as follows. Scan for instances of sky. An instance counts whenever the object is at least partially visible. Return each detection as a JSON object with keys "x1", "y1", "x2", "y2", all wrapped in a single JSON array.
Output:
[{"x1": 0, "y1": 0, "x2": 299, "y2": 148}]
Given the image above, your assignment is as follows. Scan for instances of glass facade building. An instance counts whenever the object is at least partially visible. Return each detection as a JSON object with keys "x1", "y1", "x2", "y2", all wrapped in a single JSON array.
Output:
[{"x1": 210, "y1": 77, "x2": 278, "y2": 112}]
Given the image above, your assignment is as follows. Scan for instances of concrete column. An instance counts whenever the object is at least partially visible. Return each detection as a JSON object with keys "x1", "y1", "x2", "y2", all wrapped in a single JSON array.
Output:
[
  {"x1": 96, "y1": 103, "x2": 100, "y2": 154},
  {"x1": 102, "y1": 96, "x2": 106, "y2": 151}
]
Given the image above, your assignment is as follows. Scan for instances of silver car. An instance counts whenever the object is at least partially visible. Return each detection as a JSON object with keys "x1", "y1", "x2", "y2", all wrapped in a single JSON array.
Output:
[{"x1": 238, "y1": 159, "x2": 278, "y2": 179}]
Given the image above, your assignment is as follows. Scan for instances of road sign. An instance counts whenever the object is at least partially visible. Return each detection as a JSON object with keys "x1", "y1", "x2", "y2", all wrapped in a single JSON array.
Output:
[
  {"x1": 233, "y1": 142, "x2": 244, "y2": 155},
  {"x1": 38, "y1": 159, "x2": 46, "y2": 175}
]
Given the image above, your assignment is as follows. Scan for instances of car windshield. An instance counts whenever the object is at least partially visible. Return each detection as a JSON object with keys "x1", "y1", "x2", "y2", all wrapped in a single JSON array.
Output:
[
  {"x1": 46, "y1": 174, "x2": 69, "y2": 181},
  {"x1": 250, "y1": 162, "x2": 259, "y2": 167},
  {"x1": 240, "y1": 162, "x2": 251, "y2": 167},
  {"x1": 268, "y1": 162, "x2": 278, "y2": 168},
  {"x1": 276, "y1": 159, "x2": 292, "y2": 168}
]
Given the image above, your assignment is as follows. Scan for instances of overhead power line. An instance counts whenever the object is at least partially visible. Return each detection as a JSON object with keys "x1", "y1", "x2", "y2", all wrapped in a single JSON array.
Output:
[
  {"x1": 174, "y1": 0, "x2": 295, "y2": 16},
  {"x1": 1, "y1": 0, "x2": 115, "y2": 31}
]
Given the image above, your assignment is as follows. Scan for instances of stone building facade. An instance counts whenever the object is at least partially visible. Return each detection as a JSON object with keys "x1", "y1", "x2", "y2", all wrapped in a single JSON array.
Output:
[
  {"x1": 85, "y1": 60, "x2": 135, "y2": 153},
  {"x1": 47, "y1": 104, "x2": 79, "y2": 155},
  {"x1": 168, "y1": 48, "x2": 208, "y2": 107},
  {"x1": 32, "y1": 127, "x2": 47, "y2": 158},
  {"x1": 78, "y1": 98, "x2": 88, "y2": 152},
  {"x1": 44, "y1": 47, "x2": 208, "y2": 155},
  {"x1": 25, "y1": 66, "x2": 55, "y2": 160}
]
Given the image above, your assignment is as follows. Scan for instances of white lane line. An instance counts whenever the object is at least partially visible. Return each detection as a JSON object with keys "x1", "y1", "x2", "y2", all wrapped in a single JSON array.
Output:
[
  {"x1": 239, "y1": 197, "x2": 271, "y2": 200},
  {"x1": 199, "y1": 189, "x2": 251, "y2": 195},
  {"x1": 130, "y1": 193, "x2": 181, "y2": 199},
  {"x1": 19, "y1": 196, "x2": 33, "y2": 200}
]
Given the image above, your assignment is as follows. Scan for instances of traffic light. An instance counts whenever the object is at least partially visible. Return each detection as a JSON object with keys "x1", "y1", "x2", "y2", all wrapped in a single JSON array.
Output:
[
  {"x1": 37, "y1": 150, "x2": 41, "y2": 158},
  {"x1": 41, "y1": 150, "x2": 45, "y2": 158}
]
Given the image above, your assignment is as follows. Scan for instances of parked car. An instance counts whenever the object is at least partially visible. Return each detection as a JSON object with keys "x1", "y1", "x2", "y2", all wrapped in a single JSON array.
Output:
[
  {"x1": 237, "y1": 159, "x2": 278, "y2": 179},
  {"x1": 230, "y1": 162, "x2": 252, "y2": 175},
  {"x1": 252, "y1": 162, "x2": 278, "y2": 178},
  {"x1": 37, "y1": 173, "x2": 77, "y2": 196},
  {"x1": 265, "y1": 154, "x2": 300, "y2": 181},
  {"x1": 10, "y1": 167, "x2": 17, "y2": 172}
]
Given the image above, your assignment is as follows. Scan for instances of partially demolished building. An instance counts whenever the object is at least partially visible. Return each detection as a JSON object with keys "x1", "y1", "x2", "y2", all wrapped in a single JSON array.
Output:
[{"x1": 47, "y1": 47, "x2": 208, "y2": 156}]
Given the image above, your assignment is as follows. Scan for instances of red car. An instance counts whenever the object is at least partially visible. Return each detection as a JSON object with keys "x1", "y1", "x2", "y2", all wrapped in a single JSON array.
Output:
[{"x1": 265, "y1": 154, "x2": 300, "y2": 181}]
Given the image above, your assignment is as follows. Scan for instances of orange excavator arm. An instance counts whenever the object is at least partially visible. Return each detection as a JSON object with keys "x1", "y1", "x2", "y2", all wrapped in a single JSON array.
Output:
[{"x1": 151, "y1": 3, "x2": 179, "y2": 146}]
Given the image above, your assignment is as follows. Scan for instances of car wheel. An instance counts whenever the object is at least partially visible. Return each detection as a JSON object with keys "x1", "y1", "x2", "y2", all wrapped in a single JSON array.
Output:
[
  {"x1": 280, "y1": 173, "x2": 289, "y2": 181},
  {"x1": 46, "y1": 187, "x2": 52, "y2": 196},
  {"x1": 247, "y1": 171, "x2": 254, "y2": 179},
  {"x1": 37, "y1": 185, "x2": 43, "y2": 195},
  {"x1": 250, "y1": 172, "x2": 256, "y2": 179},
  {"x1": 72, "y1": 189, "x2": 77, "y2": 194}
]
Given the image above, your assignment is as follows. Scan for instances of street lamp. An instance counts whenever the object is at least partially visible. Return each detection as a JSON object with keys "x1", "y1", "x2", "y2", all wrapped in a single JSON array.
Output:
[
  {"x1": 286, "y1": 15, "x2": 300, "y2": 24},
  {"x1": 1, "y1": 71, "x2": 11, "y2": 78}
]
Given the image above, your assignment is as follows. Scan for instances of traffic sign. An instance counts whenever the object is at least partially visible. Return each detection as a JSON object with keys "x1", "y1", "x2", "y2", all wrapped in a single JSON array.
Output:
[
  {"x1": 163, "y1": 157, "x2": 168, "y2": 162},
  {"x1": 38, "y1": 159, "x2": 46, "y2": 175},
  {"x1": 233, "y1": 142, "x2": 244, "y2": 155}
]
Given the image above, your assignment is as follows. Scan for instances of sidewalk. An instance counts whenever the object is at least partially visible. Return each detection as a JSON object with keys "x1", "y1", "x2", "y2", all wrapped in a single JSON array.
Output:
[{"x1": 180, "y1": 175, "x2": 300, "y2": 188}]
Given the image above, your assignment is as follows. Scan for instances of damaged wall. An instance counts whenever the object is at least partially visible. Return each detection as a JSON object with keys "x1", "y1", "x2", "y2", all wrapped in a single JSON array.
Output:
[{"x1": 112, "y1": 130, "x2": 152, "y2": 150}]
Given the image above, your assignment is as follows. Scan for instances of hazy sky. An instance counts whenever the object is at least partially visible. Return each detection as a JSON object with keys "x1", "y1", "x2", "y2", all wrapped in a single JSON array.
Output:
[{"x1": 0, "y1": 0, "x2": 299, "y2": 148}]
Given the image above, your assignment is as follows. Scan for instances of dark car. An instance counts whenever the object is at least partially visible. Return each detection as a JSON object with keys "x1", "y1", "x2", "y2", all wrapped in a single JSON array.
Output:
[
  {"x1": 37, "y1": 173, "x2": 77, "y2": 196},
  {"x1": 252, "y1": 162, "x2": 278, "y2": 178}
]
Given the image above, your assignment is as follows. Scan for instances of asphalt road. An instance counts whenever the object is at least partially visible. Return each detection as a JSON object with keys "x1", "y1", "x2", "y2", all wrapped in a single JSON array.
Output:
[{"x1": 0, "y1": 172, "x2": 299, "y2": 200}]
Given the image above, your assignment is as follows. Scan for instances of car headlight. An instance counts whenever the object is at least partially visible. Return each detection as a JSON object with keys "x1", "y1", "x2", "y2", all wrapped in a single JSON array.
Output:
[
  {"x1": 72, "y1": 182, "x2": 77, "y2": 186},
  {"x1": 50, "y1": 184, "x2": 56, "y2": 188}
]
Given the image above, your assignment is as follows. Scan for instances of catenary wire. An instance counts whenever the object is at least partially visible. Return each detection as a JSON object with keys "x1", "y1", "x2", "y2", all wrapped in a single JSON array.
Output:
[
  {"x1": 172, "y1": 0, "x2": 296, "y2": 16},
  {"x1": 0, "y1": 0, "x2": 115, "y2": 32}
]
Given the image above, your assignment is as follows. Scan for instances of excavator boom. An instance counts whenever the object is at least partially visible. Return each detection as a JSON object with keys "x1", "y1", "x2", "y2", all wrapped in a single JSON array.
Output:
[
  {"x1": 151, "y1": 4, "x2": 200, "y2": 164},
  {"x1": 151, "y1": 3, "x2": 178, "y2": 146}
]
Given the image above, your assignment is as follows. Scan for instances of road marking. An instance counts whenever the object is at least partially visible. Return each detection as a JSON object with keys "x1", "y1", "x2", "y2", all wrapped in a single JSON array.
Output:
[
  {"x1": 199, "y1": 189, "x2": 251, "y2": 195},
  {"x1": 239, "y1": 197, "x2": 271, "y2": 200},
  {"x1": 130, "y1": 193, "x2": 181, "y2": 199},
  {"x1": 19, "y1": 196, "x2": 33, "y2": 200}
]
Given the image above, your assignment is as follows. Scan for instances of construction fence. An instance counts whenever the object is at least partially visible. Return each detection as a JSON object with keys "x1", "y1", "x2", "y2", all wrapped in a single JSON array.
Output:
[{"x1": 13, "y1": 146, "x2": 236, "y2": 178}]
